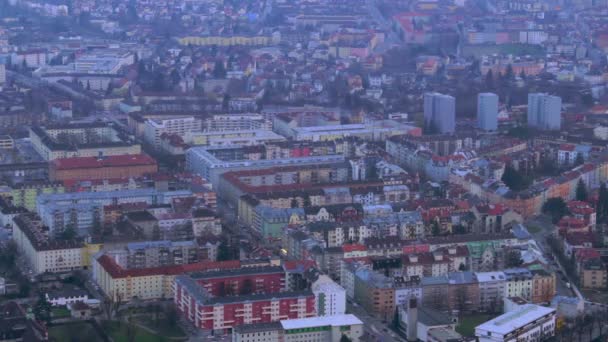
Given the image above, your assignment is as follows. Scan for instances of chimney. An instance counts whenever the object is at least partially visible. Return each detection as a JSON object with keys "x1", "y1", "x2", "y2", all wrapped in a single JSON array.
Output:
[{"x1": 407, "y1": 298, "x2": 418, "y2": 342}]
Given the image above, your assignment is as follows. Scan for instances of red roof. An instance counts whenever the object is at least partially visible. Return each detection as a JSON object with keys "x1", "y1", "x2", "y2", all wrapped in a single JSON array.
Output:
[
  {"x1": 52, "y1": 154, "x2": 157, "y2": 170},
  {"x1": 342, "y1": 244, "x2": 367, "y2": 253},
  {"x1": 282, "y1": 260, "x2": 317, "y2": 272},
  {"x1": 576, "y1": 248, "x2": 601, "y2": 261},
  {"x1": 96, "y1": 255, "x2": 240, "y2": 279}
]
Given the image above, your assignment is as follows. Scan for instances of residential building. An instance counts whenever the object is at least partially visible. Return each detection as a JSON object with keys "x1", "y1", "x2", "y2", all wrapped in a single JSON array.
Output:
[
  {"x1": 186, "y1": 130, "x2": 286, "y2": 147},
  {"x1": 531, "y1": 270, "x2": 556, "y2": 304},
  {"x1": 49, "y1": 154, "x2": 158, "y2": 182},
  {"x1": 280, "y1": 315, "x2": 364, "y2": 342},
  {"x1": 186, "y1": 266, "x2": 286, "y2": 297},
  {"x1": 312, "y1": 275, "x2": 346, "y2": 316},
  {"x1": 475, "y1": 304, "x2": 556, "y2": 342},
  {"x1": 143, "y1": 117, "x2": 202, "y2": 150},
  {"x1": 477, "y1": 93, "x2": 499, "y2": 131},
  {"x1": 203, "y1": 113, "x2": 271, "y2": 132},
  {"x1": 174, "y1": 275, "x2": 315, "y2": 333},
  {"x1": 93, "y1": 254, "x2": 242, "y2": 301},
  {"x1": 36, "y1": 188, "x2": 192, "y2": 234},
  {"x1": 527, "y1": 93, "x2": 561, "y2": 130},
  {"x1": 186, "y1": 144, "x2": 345, "y2": 188},
  {"x1": 424, "y1": 92, "x2": 455, "y2": 134},
  {"x1": 12, "y1": 213, "x2": 88, "y2": 275},
  {"x1": 447, "y1": 272, "x2": 480, "y2": 313},
  {"x1": 232, "y1": 314, "x2": 364, "y2": 342},
  {"x1": 476, "y1": 271, "x2": 506, "y2": 312},
  {"x1": 106, "y1": 240, "x2": 204, "y2": 269},
  {"x1": 398, "y1": 298, "x2": 462, "y2": 342},
  {"x1": 232, "y1": 323, "x2": 283, "y2": 342},
  {"x1": 46, "y1": 287, "x2": 89, "y2": 306},
  {"x1": 354, "y1": 269, "x2": 395, "y2": 320},
  {"x1": 29, "y1": 123, "x2": 141, "y2": 161},
  {"x1": 503, "y1": 268, "x2": 533, "y2": 301},
  {"x1": 10, "y1": 182, "x2": 65, "y2": 212},
  {"x1": 0, "y1": 60, "x2": 5, "y2": 85}
]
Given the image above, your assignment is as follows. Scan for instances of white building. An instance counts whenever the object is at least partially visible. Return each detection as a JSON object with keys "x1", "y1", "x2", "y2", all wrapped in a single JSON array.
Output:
[
  {"x1": 477, "y1": 93, "x2": 499, "y2": 131},
  {"x1": 280, "y1": 314, "x2": 364, "y2": 342},
  {"x1": 475, "y1": 304, "x2": 556, "y2": 342},
  {"x1": 503, "y1": 268, "x2": 533, "y2": 301},
  {"x1": 0, "y1": 61, "x2": 5, "y2": 85},
  {"x1": 527, "y1": 93, "x2": 561, "y2": 130},
  {"x1": 11, "y1": 49, "x2": 47, "y2": 68},
  {"x1": 186, "y1": 129, "x2": 286, "y2": 147},
  {"x1": 46, "y1": 287, "x2": 89, "y2": 306},
  {"x1": 424, "y1": 92, "x2": 455, "y2": 134},
  {"x1": 312, "y1": 275, "x2": 346, "y2": 316},
  {"x1": 144, "y1": 116, "x2": 202, "y2": 149},
  {"x1": 476, "y1": 271, "x2": 506, "y2": 312},
  {"x1": 12, "y1": 213, "x2": 86, "y2": 275}
]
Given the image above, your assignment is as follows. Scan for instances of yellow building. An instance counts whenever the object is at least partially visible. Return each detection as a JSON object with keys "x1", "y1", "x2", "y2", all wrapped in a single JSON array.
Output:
[
  {"x1": 93, "y1": 255, "x2": 241, "y2": 302},
  {"x1": 10, "y1": 181, "x2": 65, "y2": 212}
]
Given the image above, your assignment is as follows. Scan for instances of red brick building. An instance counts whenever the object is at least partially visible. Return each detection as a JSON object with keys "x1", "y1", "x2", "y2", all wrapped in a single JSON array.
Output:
[
  {"x1": 174, "y1": 275, "x2": 315, "y2": 333},
  {"x1": 190, "y1": 266, "x2": 286, "y2": 297},
  {"x1": 49, "y1": 154, "x2": 158, "y2": 181}
]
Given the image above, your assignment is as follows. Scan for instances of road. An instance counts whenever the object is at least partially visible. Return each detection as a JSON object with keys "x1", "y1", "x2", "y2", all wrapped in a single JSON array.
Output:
[
  {"x1": 347, "y1": 301, "x2": 403, "y2": 341},
  {"x1": 525, "y1": 215, "x2": 581, "y2": 299}
]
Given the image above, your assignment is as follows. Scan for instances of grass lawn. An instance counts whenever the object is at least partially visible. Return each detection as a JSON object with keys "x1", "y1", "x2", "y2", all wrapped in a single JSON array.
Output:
[
  {"x1": 456, "y1": 314, "x2": 498, "y2": 336},
  {"x1": 101, "y1": 320, "x2": 173, "y2": 342},
  {"x1": 135, "y1": 316, "x2": 186, "y2": 338},
  {"x1": 48, "y1": 322, "x2": 104, "y2": 342},
  {"x1": 51, "y1": 306, "x2": 71, "y2": 318}
]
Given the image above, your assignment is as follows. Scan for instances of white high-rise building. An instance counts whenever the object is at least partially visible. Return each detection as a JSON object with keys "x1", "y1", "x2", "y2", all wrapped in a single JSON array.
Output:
[
  {"x1": 312, "y1": 275, "x2": 346, "y2": 316},
  {"x1": 477, "y1": 93, "x2": 498, "y2": 131},
  {"x1": 0, "y1": 61, "x2": 5, "y2": 85},
  {"x1": 528, "y1": 93, "x2": 561, "y2": 130},
  {"x1": 424, "y1": 92, "x2": 455, "y2": 134}
]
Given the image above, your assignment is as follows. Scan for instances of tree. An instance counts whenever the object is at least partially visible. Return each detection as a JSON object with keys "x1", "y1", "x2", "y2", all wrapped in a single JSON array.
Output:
[
  {"x1": 501, "y1": 165, "x2": 531, "y2": 191},
  {"x1": 519, "y1": 70, "x2": 526, "y2": 79},
  {"x1": 340, "y1": 335, "x2": 352, "y2": 342},
  {"x1": 505, "y1": 250, "x2": 523, "y2": 268},
  {"x1": 367, "y1": 163, "x2": 379, "y2": 180},
  {"x1": 125, "y1": 316, "x2": 136, "y2": 342},
  {"x1": 505, "y1": 64, "x2": 514, "y2": 80},
  {"x1": 217, "y1": 241, "x2": 233, "y2": 261},
  {"x1": 431, "y1": 221, "x2": 441, "y2": 236},
  {"x1": 166, "y1": 306, "x2": 178, "y2": 328},
  {"x1": 59, "y1": 225, "x2": 77, "y2": 240},
  {"x1": 222, "y1": 94, "x2": 231, "y2": 111},
  {"x1": 33, "y1": 292, "x2": 52, "y2": 324},
  {"x1": 485, "y1": 69, "x2": 494, "y2": 89},
  {"x1": 213, "y1": 60, "x2": 226, "y2": 79},
  {"x1": 391, "y1": 306, "x2": 400, "y2": 329},
  {"x1": 542, "y1": 198, "x2": 569, "y2": 224},
  {"x1": 575, "y1": 153, "x2": 585, "y2": 166},
  {"x1": 303, "y1": 193, "x2": 312, "y2": 208},
  {"x1": 575, "y1": 179, "x2": 588, "y2": 202}
]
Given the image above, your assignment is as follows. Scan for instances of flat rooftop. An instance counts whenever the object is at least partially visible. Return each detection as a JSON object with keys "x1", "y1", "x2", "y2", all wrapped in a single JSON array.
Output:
[
  {"x1": 280, "y1": 314, "x2": 362, "y2": 330},
  {"x1": 475, "y1": 304, "x2": 555, "y2": 336}
]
